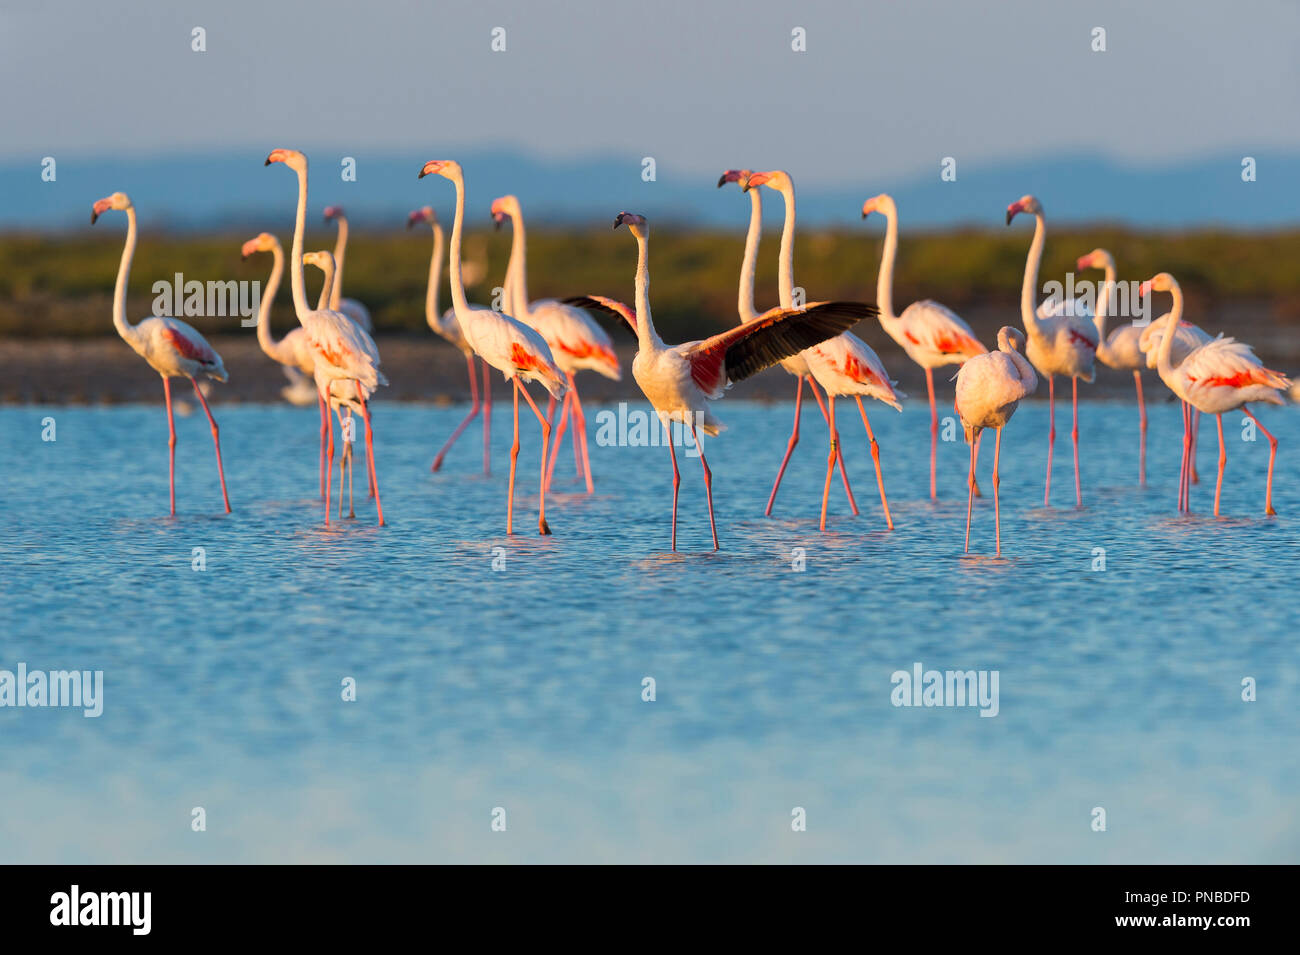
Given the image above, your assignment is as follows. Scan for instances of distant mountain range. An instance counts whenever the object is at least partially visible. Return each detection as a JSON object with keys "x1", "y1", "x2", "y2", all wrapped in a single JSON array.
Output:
[{"x1": 5, "y1": 149, "x2": 1297, "y2": 232}]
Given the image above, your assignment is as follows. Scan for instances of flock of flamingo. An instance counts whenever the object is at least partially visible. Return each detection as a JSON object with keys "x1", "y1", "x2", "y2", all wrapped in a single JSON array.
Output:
[{"x1": 89, "y1": 150, "x2": 1292, "y2": 556}]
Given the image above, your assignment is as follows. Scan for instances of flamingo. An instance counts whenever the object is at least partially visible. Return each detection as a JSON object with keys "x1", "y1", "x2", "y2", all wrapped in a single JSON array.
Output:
[
  {"x1": 321, "y1": 206, "x2": 373, "y2": 332},
  {"x1": 718, "y1": 169, "x2": 858, "y2": 518},
  {"x1": 1141, "y1": 273, "x2": 1289, "y2": 516},
  {"x1": 1144, "y1": 314, "x2": 1211, "y2": 511},
  {"x1": 564, "y1": 212, "x2": 875, "y2": 551},
  {"x1": 1074, "y1": 248, "x2": 1152, "y2": 485},
  {"x1": 408, "y1": 206, "x2": 494, "y2": 475},
  {"x1": 1007, "y1": 194, "x2": 1097, "y2": 507},
  {"x1": 861, "y1": 193, "x2": 986, "y2": 500},
  {"x1": 266, "y1": 148, "x2": 386, "y2": 527},
  {"x1": 491, "y1": 194, "x2": 621, "y2": 493},
  {"x1": 746, "y1": 170, "x2": 901, "y2": 531},
  {"x1": 418, "y1": 160, "x2": 566, "y2": 535},
  {"x1": 955, "y1": 327, "x2": 1038, "y2": 556},
  {"x1": 91, "y1": 192, "x2": 231, "y2": 517}
]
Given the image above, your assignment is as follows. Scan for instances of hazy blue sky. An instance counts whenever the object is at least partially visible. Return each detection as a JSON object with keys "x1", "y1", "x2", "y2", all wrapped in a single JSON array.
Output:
[{"x1": 3, "y1": 0, "x2": 1298, "y2": 184}]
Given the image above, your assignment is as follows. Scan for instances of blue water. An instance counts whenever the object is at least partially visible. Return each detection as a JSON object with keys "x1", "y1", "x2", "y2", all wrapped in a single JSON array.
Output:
[{"x1": 2, "y1": 398, "x2": 1297, "y2": 863}]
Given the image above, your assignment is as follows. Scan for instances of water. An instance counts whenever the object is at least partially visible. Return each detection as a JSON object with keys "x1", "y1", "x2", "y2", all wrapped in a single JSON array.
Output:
[{"x1": 2, "y1": 397, "x2": 1297, "y2": 863}]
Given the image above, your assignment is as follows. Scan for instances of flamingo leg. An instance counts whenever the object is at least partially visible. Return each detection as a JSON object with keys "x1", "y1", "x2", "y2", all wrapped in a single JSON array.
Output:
[
  {"x1": 765, "y1": 376, "x2": 805, "y2": 516},
  {"x1": 1178, "y1": 401, "x2": 1191, "y2": 513},
  {"x1": 993, "y1": 428, "x2": 1003, "y2": 556},
  {"x1": 1044, "y1": 375, "x2": 1055, "y2": 506},
  {"x1": 1134, "y1": 370, "x2": 1147, "y2": 487},
  {"x1": 1071, "y1": 376, "x2": 1082, "y2": 507},
  {"x1": 570, "y1": 373, "x2": 595, "y2": 494},
  {"x1": 355, "y1": 382, "x2": 383, "y2": 526},
  {"x1": 516, "y1": 381, "x2": 553, "y2": 535},
  {"x1": 317, "y1": 390, "x2": 327, "y2": 498},
  {"x1": 506, "y1": 380, "x2": 520, "y2": 534},
  {"x1": 808, "y1": 376, "x2": 858, "y2": 514},
  {"x1": 1243, "y1": 407, "x2": 1278, "y2": 515},
  {"x1": 665, "y1": 416, "x2": 680, "y2": 551},
  {"x1": 191, "y1": 377, "x2": 231, "y2": 514},
  {"x1": 926, "y1": 367, "x2": 938, "y2": 500},
  {"x1": 688, "y1": 420, "x2": 719, "y2": 551},
  {"x1": 1214, "y1": 413, "x2": 1226, "y2": 517},
  {"x1": 482, "y1": 358, "x2": 492, "y2": 476},
  {"x1": 855, "y1": 397, "x2": 893, "y2": 530},
  {"x1": 544, "y1": 388, "x2": 571, "y2": 491},
  {"x1": 163, "y1": 377, "x2": 177, "y2": 517},
  {"x1": 432, "y1": 353, "x2": 481, "y2": 472},
  {"x1": 819, "y1": 396, "x2": 839, "y2": 532},
  {"x1": 322, "y1": 385, "x2": 334, "y2": 527},
  {"x1": 1189, "y1": 410, "x2": 1201, "y2": 484},
  {"x1": 964, "y1": 431, "x2": 977, "y2": 553}
]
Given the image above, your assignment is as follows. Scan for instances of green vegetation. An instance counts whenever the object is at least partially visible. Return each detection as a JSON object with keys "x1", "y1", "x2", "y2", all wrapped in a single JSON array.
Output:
[{"x1": 3, "y1": 226, "x2": 1299, "y2": 340}]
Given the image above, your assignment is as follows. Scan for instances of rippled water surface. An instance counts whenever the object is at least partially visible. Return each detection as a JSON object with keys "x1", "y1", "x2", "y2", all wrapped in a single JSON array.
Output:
[{"x1": 2, "y1": 398, "x2": 1297, "y2": 863}]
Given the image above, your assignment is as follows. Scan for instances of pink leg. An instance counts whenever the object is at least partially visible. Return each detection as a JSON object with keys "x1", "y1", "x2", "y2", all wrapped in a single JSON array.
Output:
[
  {"x1": 1178, "y1": 401, "x2": 1191, "y2": 513},
  {"x1": 482, "y1": 359, "x2": 492, "y2": 476},
  {"x1": 1242, "y1": 407, "x2": 1278, "y2": 515},
  {"x1": 516, "y1": 381, "x2": 553, "y2": 535},
  {"x1": 808, "y1": 376, "x2": 858, "y2": 514},
  {"x1": 356, "y1": 382, "x2": 383, "y2": 526},
  {"x1": 856, "y1": 397, "x2": 893, "y2": 530},
  {"x1": 432, "y1": 353, "x2": 481, "y2": 472},
  {"x1": 1214, "y1": 413, "x2": 1225, "y2": 517},
  {"x1": 1071, "y1": 376, "x2": 1082, "y2": 507},
  {"x1": 689, "y1": 421, "x2": 719, "y2": 550},
  {"x1": 191, "y1": 377, "x2": 231, "y2": 514},
  {"x1": 163, "y1": 377, "x2": 177, "y2": 516},
  {"x1": 1189, "y1": 410, "x2": 1201, "y2": 484},
  {"x1": 1134, "y1": 370, "x2": 1147, "y2": 487},
  {"x1": 926, "y1": 367, "x2": 938, "y2": 500},
  {"x1": 993, "y1": 428, "x2": 1003, "y2": 556},
  {"x1": 569, "y1": 374, "x2": 595, "y2": 493},
  {"x1": 1044, "y1": 375, "x2": 1055, "y2": 506},
  {"x1": 506, "y1": 381, "x2": 520, "y2": 534},
  {"x1": 766, "y1": 376, "x2": 806, "y2": 516},
  {"x1": 544, "y1": 388, "x2": 571, "y2": 490},
  {"x1": 322, "y1": 386, "x2": 334, "y2": 527},
  {"x1": 964, "y1": 430, "x2": 977, "y2": 553},
  {"x1": 819, "y1": 396, "x2": 839, "y2": 532},
  {"x1": 665, "y1": 419, "x2": 681, "y2": 551},
  {"x1": 317, "y1": 391, "x2": 327, "y2": 498}
]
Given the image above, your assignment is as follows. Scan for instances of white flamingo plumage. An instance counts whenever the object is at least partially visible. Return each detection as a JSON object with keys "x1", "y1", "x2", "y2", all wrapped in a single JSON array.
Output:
[
  {"x1": 955, "y1": 327, "x2": 1039, "y2": 556},
  {"x1": 861, "y1": 192, "x2": 986, "y2": 500},
  {"x1": 407, "y1": 205, "x2": 494, "y2": 475},
  {"x1": 92, "y1": 192, "x2": 231, "y2": 517},
  {"x1": 1140, "y1": 310, "x2": 1214, "y2": 497},
  {"x1": 266, "y1": 148, "x2": 386, "y2": 527},
  {"x1": 1141, "y1": 272, "x2": 1289, "y2": 516},
  {"x1": 321, "y1": 206, "x2": 373, "y2": 333},
  {"x1": 491, "y1": 194, "x2": 621, "y2": 494},
  {"x1": 747, "y1": 170, "x2": 901, "y2": 531},
  {"x1": 718, "y1": 169, "x2": 858, "y2": 518},
  {"x1": 419, "y1": 160, "x2": 566, "y2": 536},
  {"x1": 1007, "y1": 194, "x2": 1097, "y2": 507},
  {"x1": 565, "y1": 211, "x2": 875, "y2": 551}
]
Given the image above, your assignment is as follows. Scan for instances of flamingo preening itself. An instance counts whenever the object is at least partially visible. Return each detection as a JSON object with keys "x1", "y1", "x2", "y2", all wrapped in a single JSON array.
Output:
[
  {"x1": 1141, "y1": 273, "x2": 1289, "y2": 516},
  {"x1": 565, "y1": 211, "x2": 876, "y2": 551},
  {"x1": 491, "y1": 194, "x2": 621, "y2": 493},
  {"x1": 746, "y1": 170, "x2": 901, "y2": 531},
  {"x1": 861, "y1": 193, "x2": 985, "y2": 500},
  {"x1": 321, "y1": 205, "x2": 373, "y2": 333},
  {"x1": 419, "y1": 160, "x2": 566, "y2": 536},
  {"x1": 955, "y1": 327, "x2": 1038, "y2": 556},
  {"x1": 266, "y1": 148, "x2": 386, "y2": 527},
  {"x1": 92, "y1": 192, "x2": 231, "y2": 517},
  {"x1": 718, "y1": 169, "x2": 858, "y2": 518},
  {"x1": 1007, "y1": 194, "x2": 1097, "y2": 508}
]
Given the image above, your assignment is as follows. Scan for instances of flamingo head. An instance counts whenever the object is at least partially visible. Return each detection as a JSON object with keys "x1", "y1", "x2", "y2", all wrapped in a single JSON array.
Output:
[
  {"x1": 860, "y1": 193, "x2": 896, "y2": 219},
  {"x1": 1005, "y1": 194, "x2": 1041, "y2": 225},
  {"x1": 490, "y1": 195, "x2": 519, "y2": 230},
  {"x1": 1138, "y1": 272, "x2": 1177, "y2": 298},
  {"x1": 1076, "y1": 248, "x2": 1112, "y2": 271},
  {"x1": 996, "y1": 326, "x2": 1027, "y2": 354},
  {"x1": 302, "y1": 250, "x2": 335, "y2": 274},
  {"x1": 322, "y1": 205, "x2": 345, "y2": 223},
  {"x1": 406, "y1": 206, "x2": 436, "y2": 229},
  {"x1": 418, "y1": 159, "x2": 462, "y2": 181},
  {"x1": 241, "y1": 232, "x2": 279, "y2": 258},
  {"x1": 613, "y1": 211, "x2": 648, "y2": 237},
  {"x1": 743, "y1": 170, "x2": 789, "y2": 193},
  {"x1": 717, "y1": 169, "x2": 752, "y2": 189},
  {"x1": 90, "y1": 192, "x2": 131, "y2": 224},
  {"x1": 264, "y1": 148, "x2": 306, "y2": 170}
]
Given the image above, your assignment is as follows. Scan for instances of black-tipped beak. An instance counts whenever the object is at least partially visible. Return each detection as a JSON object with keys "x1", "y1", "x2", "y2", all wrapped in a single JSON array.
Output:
[
  {"x1": 1005, "y1": 209, "x2": 1015, "y2": 226},
  {"x1": 612, "y1": 215, "x2": 624, "y2": 229},
  {"x1": 417, "y1": 169, "x2": 428, "y2": 179},
  {"x1": 90, "y1": 212, "x2": 99, "y2": 225},
  {"x1": 264, "y1": 158, "x2": 272, "y2": 166},
  {"x1": 861, "y1": 210, "x2": 868, "y2": 219},
  {"x1": 716, "y1": 174, "x2": 727, "y2": 188}
]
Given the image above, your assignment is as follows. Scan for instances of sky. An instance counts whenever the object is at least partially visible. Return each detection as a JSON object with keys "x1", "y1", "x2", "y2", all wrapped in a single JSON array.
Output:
[{"x1": 1, "y1": 0, "x2": 1298, "y2": 227}]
